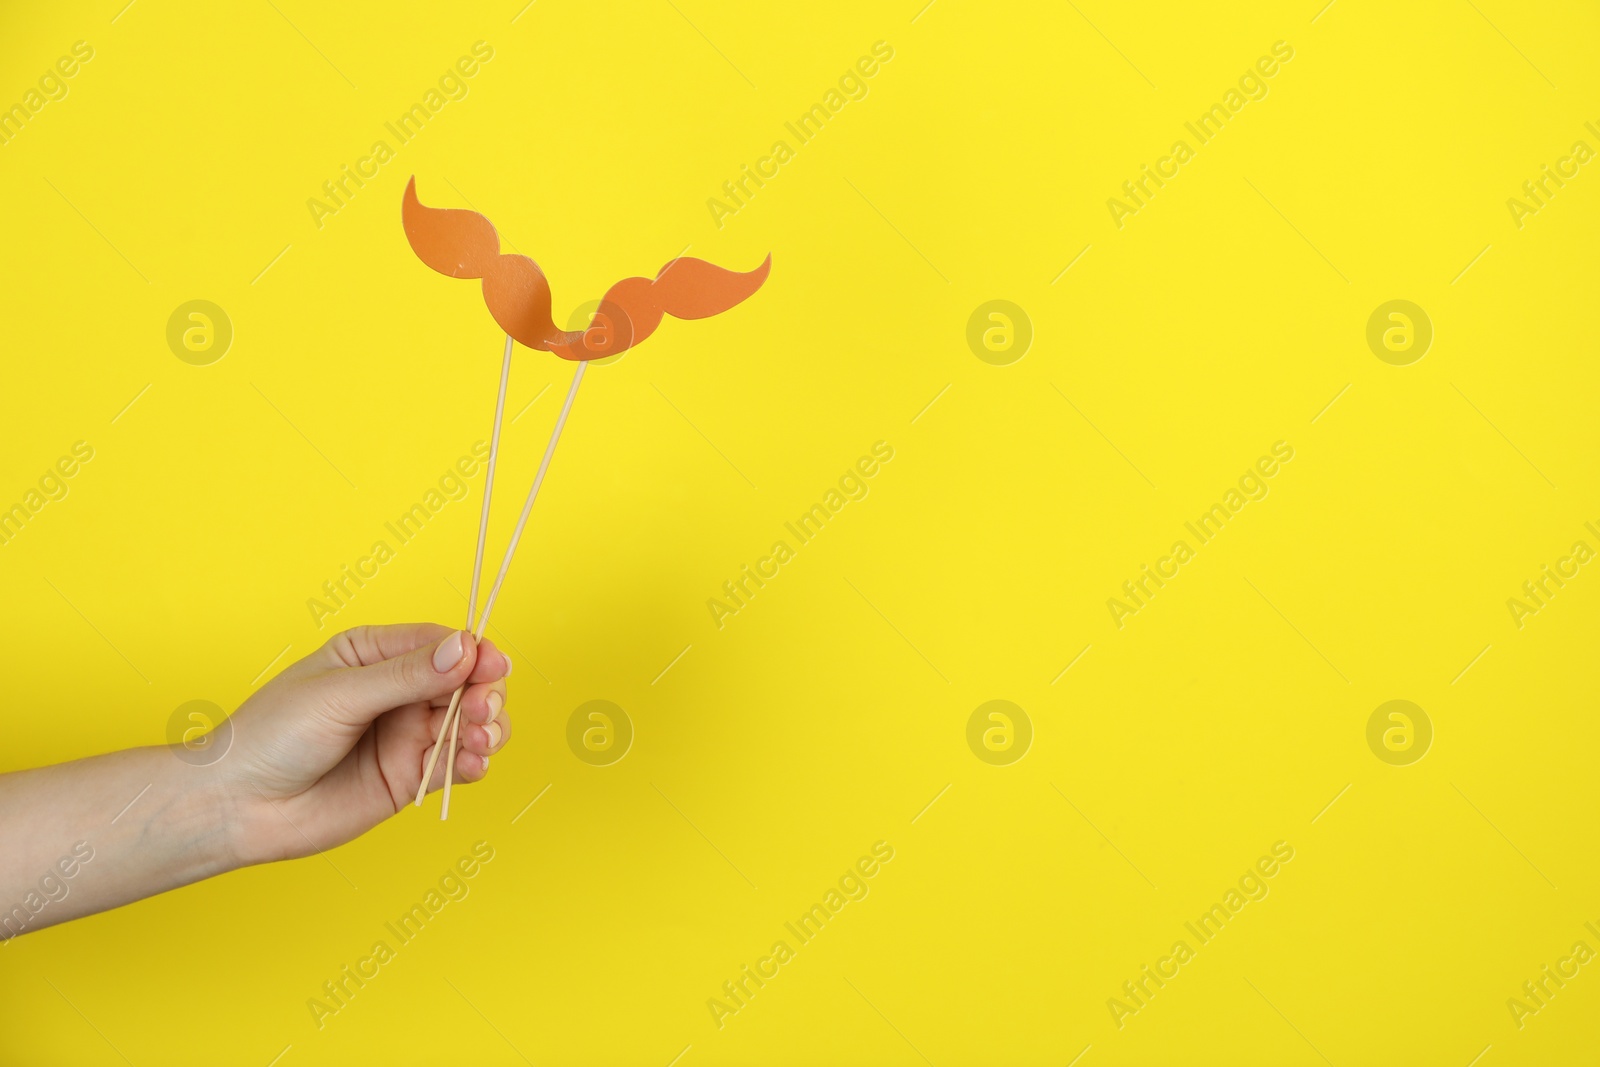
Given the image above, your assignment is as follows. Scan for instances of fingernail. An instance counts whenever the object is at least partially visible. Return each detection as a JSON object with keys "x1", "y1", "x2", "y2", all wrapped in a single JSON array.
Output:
[
  {"x1": 485, "y1": 721, "x2": 503, "y2": 748},
  {"x1": 486, "y1": 691, "x2": 503, "y2": 723},
  {"x1": 503, "y1": 658, "x2": 512, "y2": 677},
  {"x1": 478, "y1": 755, "x2": 490, "y2": 774},
  {"x1": 433, "y1": 631, "x2": 466, "y2": 673}
]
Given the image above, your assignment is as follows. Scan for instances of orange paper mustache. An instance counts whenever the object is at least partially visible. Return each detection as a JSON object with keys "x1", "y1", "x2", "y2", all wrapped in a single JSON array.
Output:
[{"x1": 402, "y1": 177, "x2": 771, "y2": 360}]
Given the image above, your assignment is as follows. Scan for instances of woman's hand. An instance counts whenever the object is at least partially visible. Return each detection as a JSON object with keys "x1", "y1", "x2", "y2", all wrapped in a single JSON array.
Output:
[
  {"x1": 219, "y1": 623, "x2": 514, "y2": 864},
  {"x1": 0, "y1": 622, "x2": 514, "y2": 940}
]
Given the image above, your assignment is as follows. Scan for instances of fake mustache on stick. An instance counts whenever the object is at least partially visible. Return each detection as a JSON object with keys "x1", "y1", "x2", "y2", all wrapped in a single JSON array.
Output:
[
  {"x1": 401, "y1": 175, "x2": 771, "y2": 818},
  {"x1": 401, "y1": 177, "x2": 771, "y2": 359}
]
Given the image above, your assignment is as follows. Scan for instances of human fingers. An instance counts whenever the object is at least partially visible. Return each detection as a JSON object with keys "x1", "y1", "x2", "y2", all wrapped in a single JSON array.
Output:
[
  {"x1": 427, "y1": 671, "x2": 507, "y2": 712},
  {"x1": 460, "y1": 679, "x2": 507, "y2": 724},
  {"x1": 319, "y1": 623, "x2": 456, "y2": 668},
  {"x1": 424, "y1": 684, "x2": 494, "y2": 731},
  {"x1": 420, "y1": 684, "x2": 509, "y2": 763},
  {"x1": 460, "y1": 693, "x2": 510, "y2": 757},
  {"x1": 464, "y1": 638, "x2": 510, "y2": 683},
  {"x1": 418, "y1": 741, "x2": 490, "y2": 792},
  {"x1": 269, "y1": 623, "x2": 457, "y2": 687},
  {"x1": 422, "y1": 682, "x2": 504, "y2": 747},
  {"x1": 317, "y1": 629, "x2": 478, "y2": 726}
]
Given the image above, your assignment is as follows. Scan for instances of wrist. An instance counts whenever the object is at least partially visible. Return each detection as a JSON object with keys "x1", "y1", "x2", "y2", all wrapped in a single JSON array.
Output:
[
  {"x1": 208, "y1": 763, "x2": 294, "y2": 869},
  {"x1": 195, "y1": 756, "x2": 263, "y2": 878}
]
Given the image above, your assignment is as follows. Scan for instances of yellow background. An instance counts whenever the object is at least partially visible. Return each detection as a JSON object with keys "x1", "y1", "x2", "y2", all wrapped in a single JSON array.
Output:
[{"x1": 3, "y1": 0, "x2": 1599, "y2": 1063}]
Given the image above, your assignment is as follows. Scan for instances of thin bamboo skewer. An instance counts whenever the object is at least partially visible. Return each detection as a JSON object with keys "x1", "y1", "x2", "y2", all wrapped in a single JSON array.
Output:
[
  {"x1": 415, "y1": 335, "x2": 512, "y2": 807},
  {"x1": 432, "y1": 358, "x2": 589, "y2": 819}
]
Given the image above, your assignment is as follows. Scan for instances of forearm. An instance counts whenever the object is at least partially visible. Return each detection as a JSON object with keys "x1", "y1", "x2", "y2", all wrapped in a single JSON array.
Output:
[{"x1": 0, "y1": 745, "x2": 243, "y2": 939}]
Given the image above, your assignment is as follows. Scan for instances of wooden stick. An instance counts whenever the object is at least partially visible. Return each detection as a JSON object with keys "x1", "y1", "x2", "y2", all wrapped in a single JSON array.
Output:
[
  {"x1": 470, "y1": 360, "x2": 588, "y2": 644},
  {"x1": 440, "y1": 686, "x2": 465, "y2": 820},
  {"x1": 439, "y1": 358, "x2": 588, "y2": 819},
  {"x1": 420, "y1": 687, "x2": 466, "y2": 803},
  {"x1": 466, "y1": 336, "x2": 515, "y2": 659},
  {"x1": 416, "y1": 335, "x2": 513, "y2": 807}
]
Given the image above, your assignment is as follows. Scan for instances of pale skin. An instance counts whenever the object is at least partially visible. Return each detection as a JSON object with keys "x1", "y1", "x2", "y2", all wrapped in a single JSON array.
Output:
[{"x1": 0, "y1": 623, "x2": 512, "y2": 938}]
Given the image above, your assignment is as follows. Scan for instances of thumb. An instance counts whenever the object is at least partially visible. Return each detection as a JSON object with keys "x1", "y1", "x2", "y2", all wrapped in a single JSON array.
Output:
[{"x1": 318, "y1": 629, "x2": 478, "y2": 723}]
